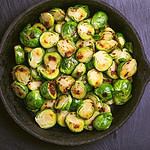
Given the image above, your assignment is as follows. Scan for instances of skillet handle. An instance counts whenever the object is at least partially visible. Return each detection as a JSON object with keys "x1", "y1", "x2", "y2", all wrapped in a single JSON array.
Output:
[{"x1": 143, "y1": 58, "x2": 150, "y2": 83}]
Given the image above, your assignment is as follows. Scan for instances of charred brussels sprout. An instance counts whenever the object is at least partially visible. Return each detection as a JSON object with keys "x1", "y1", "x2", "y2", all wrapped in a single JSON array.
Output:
[
  {"x1": 57, "y1": 110, "x2": 68, "y2": 127},
  {"x1": 27, "y1": 80, "x2": 42, "y2": 91},
  {"x1": 11, "y1": 81, "x2": 28, "y2": 99},
  {"x1": 30, "y1": 68, "x2": 42, "y2": 80},
  {"x1": 41, "y1": 100, "x2": 56, "y2": 110},
  {"x1": 33, "y1": 23, "x2": 47, "y2": 32},
  {"x1": 115, "y1": 33, "x2": 125, "y2": 48},
  {"x1": 70, "y1": 98, "x2": 83, "y2": 112},
  {"x1": 20, "y1": 24, "x2": 42, "y2": 47},
  {"x1": 25, "y1": 90, "x2": 44, "y2": 112},
  {"x1": 91, "y1": 11, "x2": 108, "y2": 29},
  {"x1": 100, "y1": 103, "x2": 111, "y2": 112},
  {"x1": 14, "y1": 45, "x2": 25, "y2": 64},
  {"x1": 55, "y1": 21, "x2": 65, "y2": 34},
  {"x1": 125, "y1": 42, "x2": 133, "y2": 53},
  {"x1": 93, "y1": 112, "x2": 113, "y2": 130},
  {"x1": 35, "y1": 109, "x2": 56, "y2": 129},
  {"x1": 67, "y1": 5, "x2": 90, "y2": 22}
]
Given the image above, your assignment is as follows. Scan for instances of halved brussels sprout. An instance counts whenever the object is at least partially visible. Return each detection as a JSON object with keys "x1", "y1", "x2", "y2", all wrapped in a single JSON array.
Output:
[
  {"x1": 99, "y1": 103, "x2": 111, "y2": 113},
  {"x1": 106, "y1": 61, "x2": 118, "y2": 79},
  {"x1": 71, "y1": 81, "x2": 87, "y2": 99},
  {"x1": 113, "y1": 79, "x2": 132, "y2": 105},
  {"x1": 41, "y1": 100, "x2": 56, "y2": 110},
  {"x1": 30, "y1": 68, "x2": 42, "y2": 80},
  {"x1": 76, "y1": 47, "x2": 93, "y2": 63},
  {"x1": 35, "y1": 109, "x2": 56, "y2": 129},
  {"x1": 55, "y1": 95, "x2": 72, "y2": 110},
  {"x1": 46, "y1": 47, "x2": 57, "y2": 53},
  {"x1": 40, "y1": 80, "x2": 57, "y2": 99},
  {"x1": 72, "y1": 63, "x2": 86, "y2": 78},
  {"x1": 11, "y1": 81, "x2": 28, "y2": 99},
  {"x1": 78, "y1": 21, "x2": 95, "y2": 40},
  {"x1": 85, "y1": 60, "x2": 94, "y2": 71},
  {"x1": 87, "y1": 69, "x2": 103, "y2": 88},
  {"x1": 91, "y1": 11, "x2": 108, "y2": 29},
  {"x1": 93, "y1": 51, "x2": 113, "y2": 71},
  {"x1": 50, "y1": 8, "x2": 65, "y2": 22},
  {"x1": 28, "y1": 80, "x2": 42, "y2": 90},
  {"x1": 57, "y1": 110, "x2": 68, "y2": 127},
  {"x1": 56, "y1": 75, "x2": 75, "y2": 94},
  {"x1": 65, "y1": 112, "x2": 84, "y2": 132},
  {"x1": 110, "y1": 48, "x2": 122, "y2": 59},
  {"x1": 118, "y1": 59, "x2": 137, "y2": 79},
  {"x1": 25, "y1": 90, "x2": 44, "y2": 112},
  {"x1": 12, "y1": 65, "x2": 31, "y2": 85},
  {"x1": 93, "y1": 112, "x2": 113, "y2": 130},
  {"x1": 40, "y1": 31, "x2": 59, "y2": 48},
  {"x1": 69, "y1": 99, "x2": 83, "y2": 112},
  {"x1": 14, "y1": 45, "x2": 25, "y2": 64},
  {"x1": 125, "y1": 42, "x2": 133, "y2": 53},
  {"x1": 57, "y1": 39, "x2": 76, "y2": 57},
  {"x1": 60, "y1": 56, "x2": 78, "y2": 74},
  {"x1": 115, "y1": 33, "x2": 125, "y2": 48},
  {"x1": 96, "y1": 40, "x2": 117, "y2": 52},
  {"x1": 33, "y1": 23, "x2": 47, "y2": 32},
  {"x1": 84, "y1": 111, "x2": 100, "y2": 130},
  {"x1": 24, "y1": 47, "x2": 33, "y2": 53},
  {"x1": 40, "y1": 12, "x2": 54, "y2": 28},
  {"x1": 67, "y1": 5, "x2": 90, "y2": 22},
  {"x1": 94, "y1": 83, "x2": 114, "y2": 102},
  {"x1": 20, "y1": 24, "x2": 42, "y2": 47},
  {"x1": 77, "y1": 99, "x2": 95, "y2": 120},
  {"x1": 28, "y1": 47, "x2": 45, "y2": 68},
  {"x1": 103, "y1": 74, "x2": 113, "y2": 84},
  {"x1": 55, "y1": 21, "x2": 65, "y2": 34}
]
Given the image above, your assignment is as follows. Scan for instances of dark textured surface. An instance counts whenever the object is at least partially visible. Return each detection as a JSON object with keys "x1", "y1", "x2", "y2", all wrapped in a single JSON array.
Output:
[{"x1": 0, "y1": 0, "x2": 150, "y2": 149}]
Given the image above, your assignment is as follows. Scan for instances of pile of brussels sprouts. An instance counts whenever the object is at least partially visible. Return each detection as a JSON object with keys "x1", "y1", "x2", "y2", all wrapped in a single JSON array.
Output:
[{"x1": 11, "y1": 5, "x2": 137, "y2": 132}]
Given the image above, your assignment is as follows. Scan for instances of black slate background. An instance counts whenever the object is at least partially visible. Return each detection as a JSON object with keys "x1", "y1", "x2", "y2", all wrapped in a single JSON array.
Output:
[{"x1": 0, "y1": 0, "x2": 150, "y2": 150}]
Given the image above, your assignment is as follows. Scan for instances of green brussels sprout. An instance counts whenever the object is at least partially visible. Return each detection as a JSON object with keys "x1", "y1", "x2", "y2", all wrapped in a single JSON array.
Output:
[
  {"x1": 87, "y1": 69, "x2": 103, "y2": 88},
  {"x1": 91, "y1": 11, "x2": 108, "y2": 29},
  {"x1": 65, "y1": 112, "x2": 84, "y2": 132},
  {"x1": 33, "y1": 23, "x2": 47, "y2": 32},
  {"x1": 93, "y1": 112, "x2": 113, "y2": 130},
  {"x1": 11, "y1": 81, "x2": 28, "y2": 99},
  {"x1": 25, "y1": 90, "x2": 44, "y2": 112},
  {"x1": 20, "y1": 24, "x2": 42, "y2": 47},
  {"x1": 40, "y1": 80, "x2": 57, "y2": 99},
  {"x1": 71, "y1": 81, "x2": 87, "y2": 99},
  {"x1": 40, "y1": 31, "x2": 59, "y2": 48},
  {"x1": 35, "y1": 109, "x2": 56, "y2": 129},
  {"x1": 14, "y1": 45, "x2": 25, "y2": 64},
  {"x1": 85, "y1": 60, "x2": 94, "y2": 71},
  {"x1": 46, "y1": 47, "x2": 57, "y2": 53},
  {"x1": 60, "y1": 56, "x2": 78, "y2": 74},
  {"x1": 57, "y1": 39, "x2": 76, "y2": 57},
  {"x1": 67, "y1": 5, "x2": 90, "y2": 22},
  {"x1": 55, "y1": 95, "x2": 72, "y2": 110},
  {"x1": 118, "y1": 59, "x2": 137, "y2": 79},
  {"x1": 115, "y1": 33, "x2": 125, "y2": 48},
  {"x1": 56, "y1": 75, "x2": 75, "y2": 94},
  {"x1": 125, "y1": 42, "x2": 133, "y2": 53},
  {"x1": 40, "y1": 12, "x2": 54, "y2": 28},
  {"x1": 78, "y1": 21, "x2": 95, "y2": 40},
  {"x1": 55, "y1": 21, "x2": 65, "y2": 34},
  {"x1": 93, "y1": 51, "x2": 113, "y2": 71},
  {"x1": 76, "y1": 47, "x2": 93, "y2": 63},
  {"x1": 50, "y1": 8, "x2": 65, "y2": 22},
  {"x1": 24, "y1": 47, "x2": 33, "y2": 53},
  {"x1": 27, "y1": 80, "x2": 42, "y2": 91},
  {"x1": 57, "y1": 110, "x2": 68, "y2": 127},
  {"x1": 69, "y1": 98, "x2": 83, "y2": 112},
  {"x1": 61, "y1": 21, "x2": 78, "y2": 41},
  {"x1": 94, "y1": 83, "x2": 114, "y2": 102},
  {"x1": 28, "y1": 47, "x2": 45, "y2": 68},
  {"x1": 12, "y1": 65, "x2": 31, "y2": 85},
  {"x1": 41, "y1": 100, "x2": 56, "y2": 110},
  {"x1": 30, "y1": 68, "x2": 42, "y2": 80},
  {"x1": 113, "y1": 79, "x2": 132, "y2": 105},
  {"x1": 72, "y1": 63, "x2": 86, "y2": 78}
]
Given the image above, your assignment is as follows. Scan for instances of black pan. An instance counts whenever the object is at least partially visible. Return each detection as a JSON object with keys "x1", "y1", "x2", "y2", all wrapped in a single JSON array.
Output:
[{"x1": 0, "y1": 0, "x2": 150, "y2": 146}]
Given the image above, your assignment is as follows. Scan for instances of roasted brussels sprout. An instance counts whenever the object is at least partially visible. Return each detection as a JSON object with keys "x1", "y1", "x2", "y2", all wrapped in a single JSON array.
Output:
[
  {"x1": 35, "y1": 109, "x2": 56, "y2": 129},
  {"x1": 20, "y1": 24, "x2": 42, "y2": 47},
  {"x1": 30, "y1": 68, "x2": 42, "y2": 80},
  {"x1": 87, "y1": 69, "x2": 103, "y2": 88},
  {"x1": 85, "y1": 60, "x2": 94, "y2": 71},
  {"x1": 65, "y1": 112, "x2": 84, "y2": 132},
  {"x1": 24, "y1": 47, "x2": 33, "y2": 53},
  {"x1": 40, "y1": 80, "x2": 57, "y2": 99},
  {"x1": 57, "y1": 39, "x2": 76, "y2": 57},
  {"x1": 93, "y1": 112, "x2": 113, "y2": 130},
  {"x1": 50, "y1": 8, "x2": 65, "y2": 22},
  {"x1": 55, "y1": 21, "x2": 65, "y2": 34},
  {"x1": 94, "y1": 83, "x2": 114, "y2": 102},
  {"x1": 118, "y1": 59, "x2": 137, "y2": 79},
  {"x1": 41, "y1": 100, "x2": 56, "y2": 110},
  {"x1": 69, "y1": 98, "x2": 83, "y2": 112},
  {"x1": 11, "y1": 81, "x2": 28, "y2": 99},
  {"x1": 33, "y1": 23, "x2": 47, "y2": 32},
  {"x1": 27, "y1": 80, "x2": 42, "y2": 91},
  {"x1": 57, "y1": 110, "x2": 68, "y2": 127},
  {"x1": 67, "y1": 5, "x2": 90, "y2": 22},
  {"x1": 113, "y1": 79, "x2": 132, "y2": 105},
  {"x1": 125, "y1": 42, "x2": 133, "y2": 53},
  {"x1": 28, "y1": 47, "x2": 45, "y2": 68},
  {"x1": 91, "y1": 11, "x2": 108, "y2": 29},
  {"x1": 14, "y1": 45, "x2": 25, "y2": 64},
  {"x1": 101, "y1": 103, "x2": 111, "y2": 112},
  {"x1": 25, "y1": 90, "x2": 44, "y2": 112},
  {"x1": 93, "y1": 51, "x2": 113, "y2": 71},
  {"x1": 115, "y1": 33, "x2": 125, "y2": 48},
  {"x1": 40, "y1": 12, "x2": 54, "y2": 28},
  {"x1": 40, "y1": 31, "x2": 59, "y2": 48},
  {"x1": 60, "y1": 56, "x2": 78, "y2": 74}
]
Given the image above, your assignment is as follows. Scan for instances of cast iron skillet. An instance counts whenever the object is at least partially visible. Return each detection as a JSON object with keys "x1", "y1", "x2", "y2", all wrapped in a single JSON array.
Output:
[{"x1": 0, "y1": 0, "x2": 150, "y2": 146}]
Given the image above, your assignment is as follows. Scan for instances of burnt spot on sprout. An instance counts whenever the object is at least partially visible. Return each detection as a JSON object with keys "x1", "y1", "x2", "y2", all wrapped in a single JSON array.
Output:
[
  {"x1": 124, "y1": 72, "x2": 129, "y2": 77},
  {"x1": 44, "y1": 21, "x2": 50, "y2": 28},
  {"x1": 74, "y1": 124, "x2": 80, "y2": 129},
  {"x1": 48, "y1": 81, "x2": 56, "y2": 96},
  {"x1": 102, "y1": 92, "x2": 108, "y2": 97},
  {"x1": 48, "y1": 55, "x2": 57, "y2": 61},
  {"x1": 29, "y1": 31, "x2": 35, "y2": 39}
]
